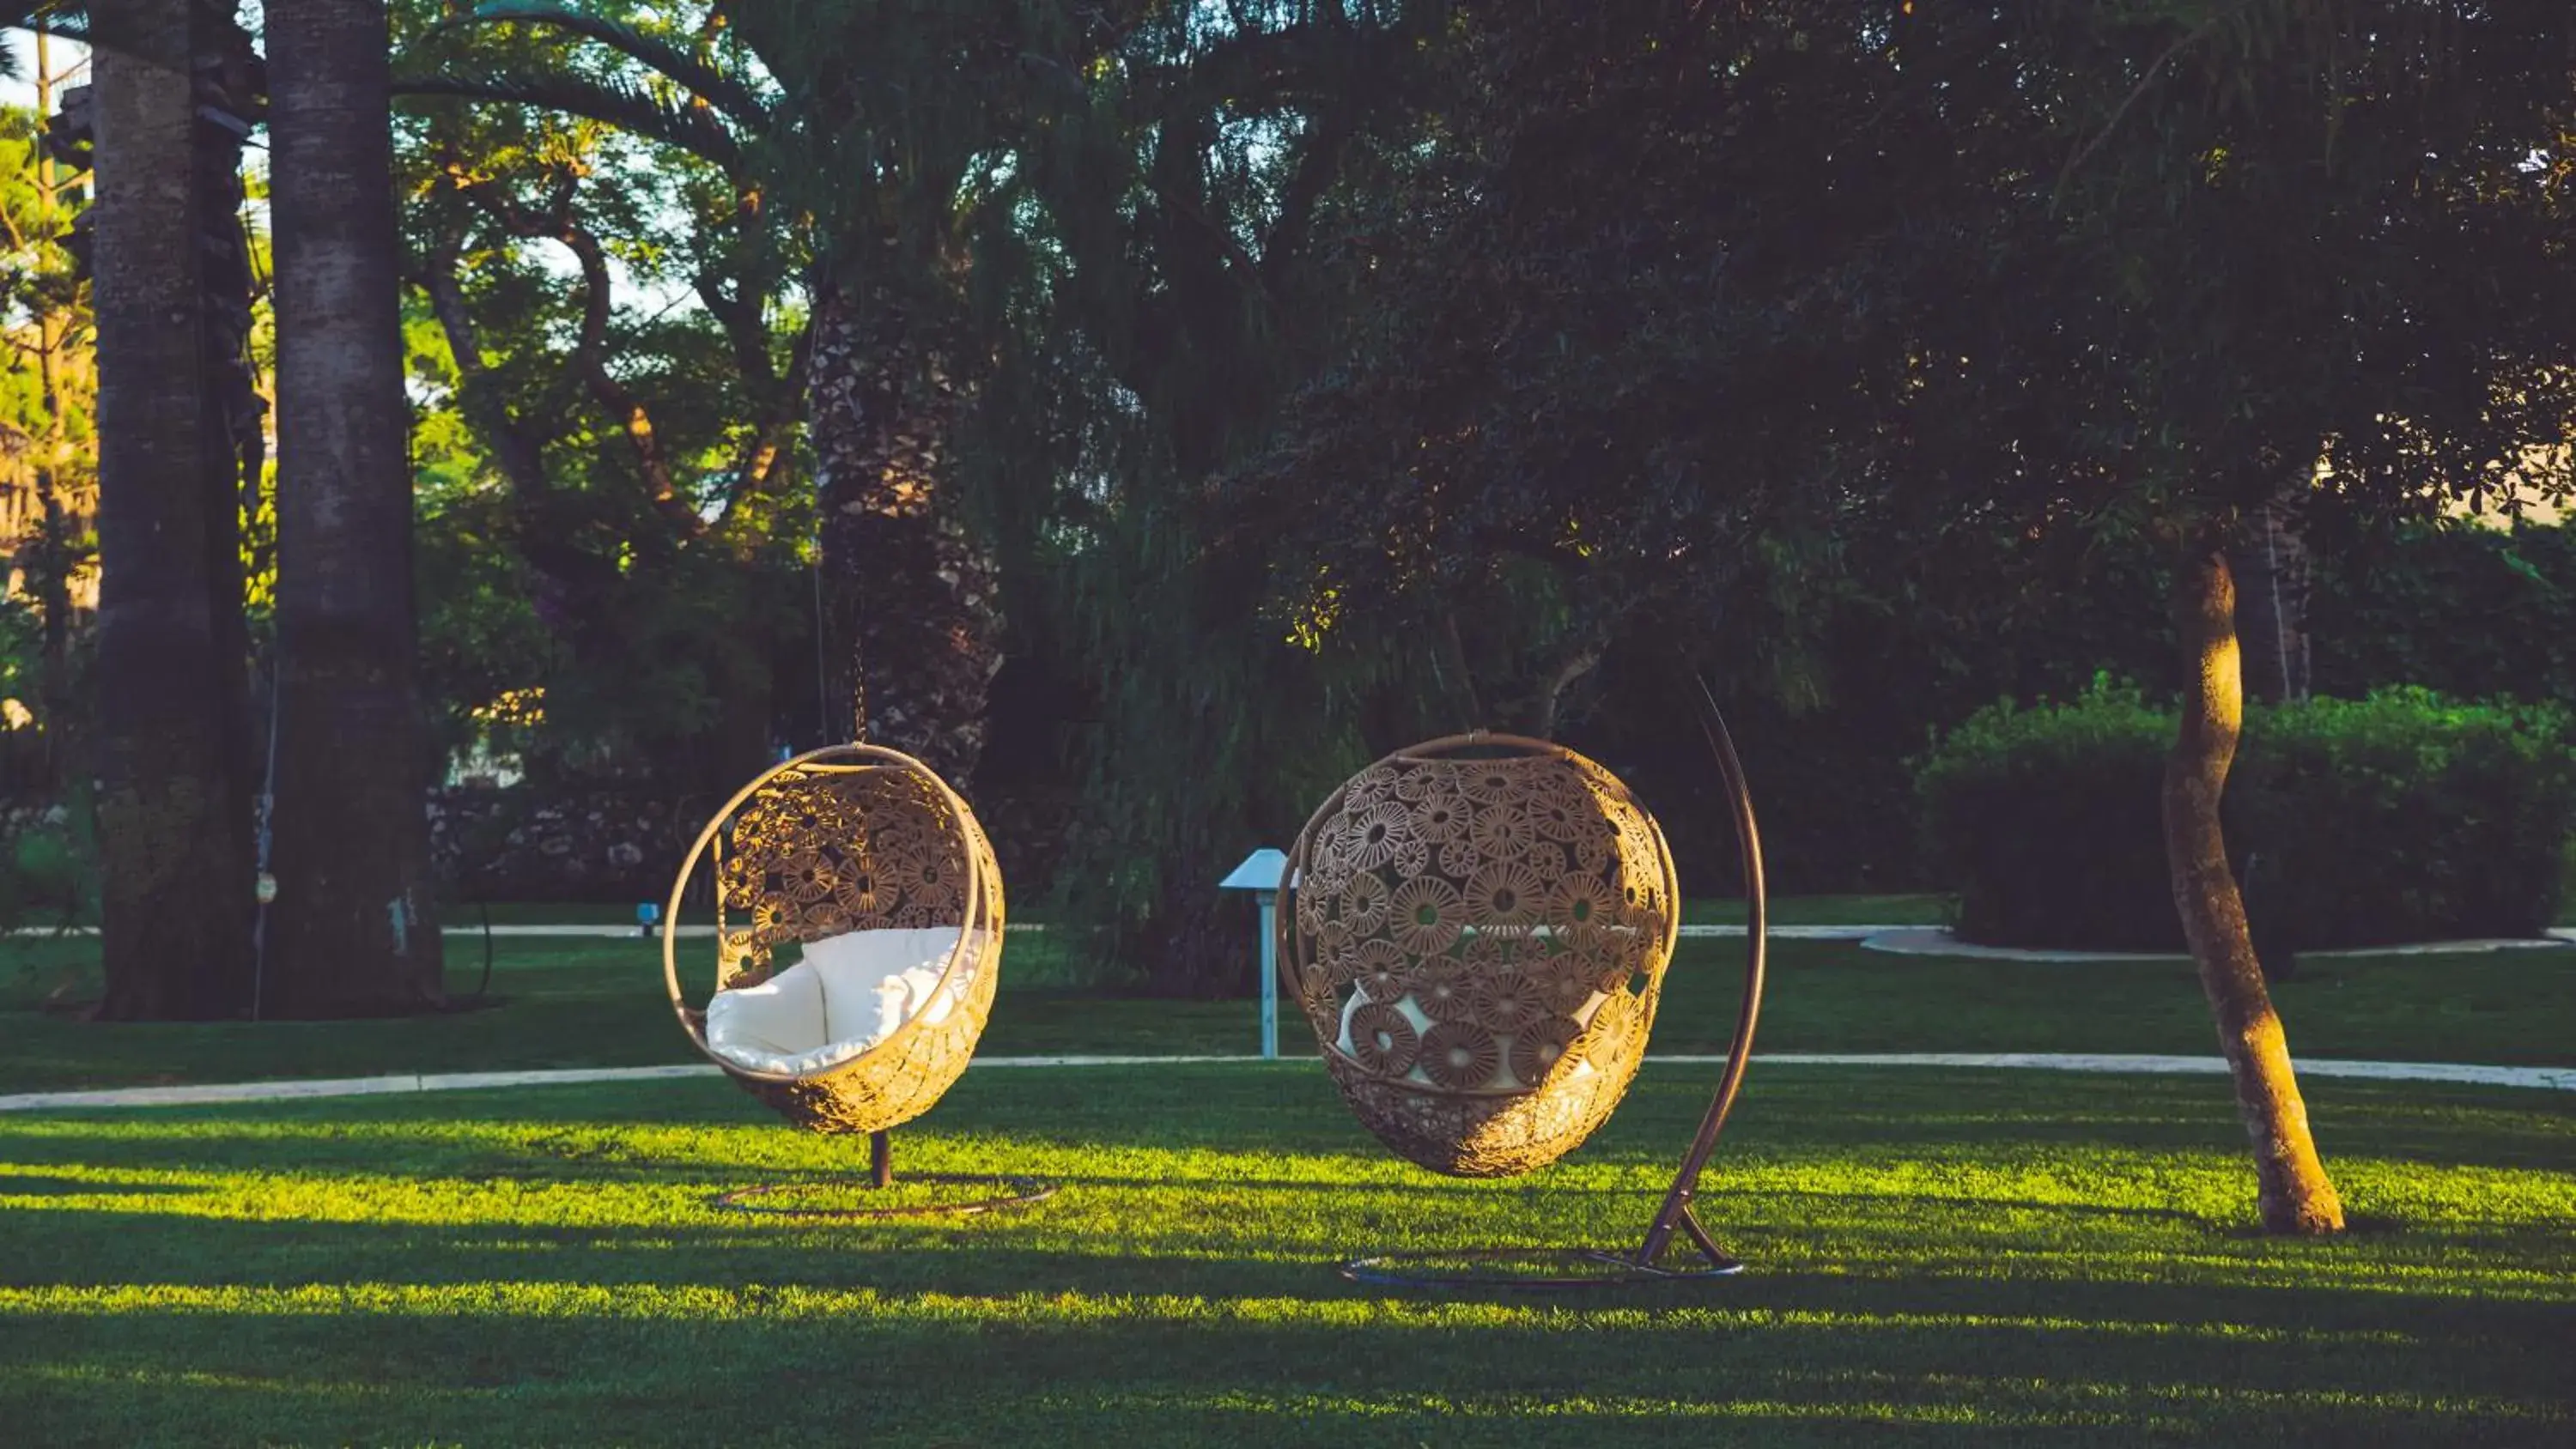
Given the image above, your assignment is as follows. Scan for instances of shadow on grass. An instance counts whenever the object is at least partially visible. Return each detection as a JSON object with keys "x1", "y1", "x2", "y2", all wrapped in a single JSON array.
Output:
[
  {"x1": 4, "y1": 1064, "x2": 2573, "y2": 1445},
  {"x1": 11, "y1": 1186, "x2": 2572, "y2": 1337},
  {"x1": 4, "y1": 1064, "x2": 2568, "y2": 1186},
  {"x1": 3, "y1": 1252, "x2": 2571, "y2": 1447}
]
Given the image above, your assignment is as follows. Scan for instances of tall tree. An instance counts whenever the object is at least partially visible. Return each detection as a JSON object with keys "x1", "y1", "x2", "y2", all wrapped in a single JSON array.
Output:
[
  {"x1": 1248, "y1": 0, "x2": 2576, "y2": 1230},
  {"x1": 1, "y1": 58, "x2": 101, "y2": 796},
  {"x1": 397, "y1": 80, "x2": 817, "y2": 798},
  {"x1": 81, "y1": 0, "x2": 258, "y2": 1018},
  {"x1": 265, "y1": 0, "x2": 446, "y2": 1015},
  {"x1": 1006, "y1": 2, "x2": 1443, "y2": 995},
  {"x1": 400, "y1": 1, "x2": 1066, "y2": 788},
  {"x1": 1987, "y1": 0, "x2": 2572, "y2": 1231}
]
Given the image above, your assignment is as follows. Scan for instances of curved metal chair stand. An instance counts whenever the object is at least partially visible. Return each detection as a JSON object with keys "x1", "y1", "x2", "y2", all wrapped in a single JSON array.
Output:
[
  {"x1": 662, "y1": 743, "x2": 1054, "y2": 1219},
  {"x1": 1310, "y1": 681, "x2": 1770, "y2": 1288}
]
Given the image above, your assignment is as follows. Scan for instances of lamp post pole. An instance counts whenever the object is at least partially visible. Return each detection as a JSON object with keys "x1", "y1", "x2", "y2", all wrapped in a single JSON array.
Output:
[
  {"x1": 1219, "y1": 848, "x2": 1291, "y2": 1061},
  {"x1": 1255, "y1": 889, "x2": 1278, "y2": 1061}
]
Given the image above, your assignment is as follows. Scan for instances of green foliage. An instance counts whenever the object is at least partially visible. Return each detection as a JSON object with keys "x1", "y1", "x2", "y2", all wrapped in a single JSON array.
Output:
[
  {"x1": 1249, "y1": 0, "x2": 2576, "y2": 743},
  {"x1": 0, "y1": 813, "x2": 94, "y2": 931},
  {"x1": 2312, "y1": 522, "x2": 2576, "y2": 705},
  {"x1": 1916, "y1": 677, "x2": 2178, "y2": 949},
  {"x1": 2233, "y1": 691, "x2": 2576, "y2": 950},
  {"x1": 368, "y1": 0, "x2": 2576, "y2": 973},
  {"x1": 1596, "y1": 519, "x2": 2576, "y2": 899},
  {"x1": 1918, "y1": 683, "x2": 2576, "y2": 950},
  {"x1": 388, "y1": 0, "x2": 827, "y2": 791},
  {"x1": 974, "y1": 2, "x2": 1452, "y2": 991},
  {"x1": 0, "y1": 98, "x2": 89, "y2": 826},
  {"x1": 1241, "y1": 3, "x2": 1886, "y2": 704}
]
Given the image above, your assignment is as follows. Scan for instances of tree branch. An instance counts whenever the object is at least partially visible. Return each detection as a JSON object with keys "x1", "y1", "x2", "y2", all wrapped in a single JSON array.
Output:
[
  {"x1": 1260, "y1": 115, "x2": 1347, "y2": 288},
  {"x1": 419, "y1": 234, "x2": 553, "y2": 499},
  {"x1": 715, "y1": 313, "x2": 814, "y2": 533},
  {"x1": 695, "y1": 267, "x2": 778, "y2": 391},
  {"x1": 460, "y1": 179, "x2": 698, "y2": 533}
]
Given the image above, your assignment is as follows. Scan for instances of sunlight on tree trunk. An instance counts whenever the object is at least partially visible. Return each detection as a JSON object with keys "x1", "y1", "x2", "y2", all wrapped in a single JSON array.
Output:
[{"x1": 2164, "y1": 547, "x2": 2345, "y2": 1235}]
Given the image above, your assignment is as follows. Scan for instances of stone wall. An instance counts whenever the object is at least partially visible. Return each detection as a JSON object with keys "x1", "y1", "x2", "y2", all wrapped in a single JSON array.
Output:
[
  {"x1": 429, "y1": 787, "x2": 704, "y2": 905},
  {"x1": 431, "y1": 782, "x2": 1073, "y2": 906}
]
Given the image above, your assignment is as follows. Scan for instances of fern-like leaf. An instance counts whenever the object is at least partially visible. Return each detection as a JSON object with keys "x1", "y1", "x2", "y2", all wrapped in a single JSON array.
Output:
[
  {"x1": 392, "y1": 68, "x2": 745, "y2": 173},
  {"x1": 447, "y1": 0, "x2": 775, "y2": 135}
]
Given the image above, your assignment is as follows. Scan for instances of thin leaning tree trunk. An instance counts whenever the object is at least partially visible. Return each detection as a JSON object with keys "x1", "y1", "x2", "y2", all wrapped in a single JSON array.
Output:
[
  {"x1": 808, "y1": 281, "x2": 1001, "y2": 786},
  {"x1": 264, "y1": 0, "x2": 445, "y2": 1016},
  {"x1": 2164, "y1": 547, "x2": 2344, "y2": 1234},
  {"x1": 86, "y1": 0, "x2": 257, "y2": 1020}
]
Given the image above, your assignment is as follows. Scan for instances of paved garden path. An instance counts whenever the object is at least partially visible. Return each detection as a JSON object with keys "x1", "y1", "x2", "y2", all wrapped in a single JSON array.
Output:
[
  {"x1": 16, "y1": 924, "x2": 2574, "y2": 954},
  {"x1": 3, "y1": 1050, "x2": 2566, "y2": 1113},
  {"x1": 1856, "y1": 926, "x2": 2576, "y2": 961}
]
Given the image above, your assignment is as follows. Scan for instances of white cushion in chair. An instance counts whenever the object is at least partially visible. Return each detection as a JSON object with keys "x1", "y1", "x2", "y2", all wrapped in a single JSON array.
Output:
[
  {"x1": 702, "y1": 961, "x2": 826, "y2": 1061},
  {"x1": 803, "y1": 927, "x2": 966, "y2": 1042},
  {"x1": 703, "y1": 927, "x2": 979, "y2": 1077}
]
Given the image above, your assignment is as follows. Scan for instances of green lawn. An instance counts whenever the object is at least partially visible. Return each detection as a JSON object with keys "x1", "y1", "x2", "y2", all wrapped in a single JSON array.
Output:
[
  {"x1": 453, "y1": 884, "x2": 2576, "y2": 929},
  {"x1": 4, "y1": 932, "x2": 2572, "y2": 1094},
  {"x1": 2, "y1": 1064, "x2": 2569, "y2": 1444},
  {"x1": 1684, "y1": 892, "x2": 1953, "y2": 925}
]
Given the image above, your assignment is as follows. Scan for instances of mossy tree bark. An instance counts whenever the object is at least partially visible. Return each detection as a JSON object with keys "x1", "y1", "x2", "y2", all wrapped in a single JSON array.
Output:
[
  {"x1": 2164, "y1": 546, "x2": 2344, "y2": 1234},
  {"x1": 264, "y1": 0, "x2": 446, "y2": 1016},
  {"x1": 87, "y1": 0, "x2": 258, "y2": 1021}
]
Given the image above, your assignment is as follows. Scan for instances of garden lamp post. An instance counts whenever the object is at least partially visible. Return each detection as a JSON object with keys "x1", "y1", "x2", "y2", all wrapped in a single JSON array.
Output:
[{"x1": 1219, "y1": 848, "x2": 1289, "y2": 1060}]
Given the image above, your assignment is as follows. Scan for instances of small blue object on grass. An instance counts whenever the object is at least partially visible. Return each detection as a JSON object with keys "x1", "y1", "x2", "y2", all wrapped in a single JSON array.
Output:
[
  {"x1": 636, "y1": 901, "x2": 659, "y2": 938},
  {"x1": 1218, "y1": 848, "x2": 1291, "y2": 1060}
]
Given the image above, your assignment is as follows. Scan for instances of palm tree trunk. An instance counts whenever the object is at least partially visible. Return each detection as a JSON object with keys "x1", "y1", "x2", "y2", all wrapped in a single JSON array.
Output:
[
  {"x1": 85, "y1": 0, "x2": 257, "y2": 1020},
  {"x1": 264, "y1": 0, "x2": 446, "y2": 1016},
  {"x1": 808, "y1": 281, "x2": 1001, "y2": 786},
  {"x1": 2165, "y1": 547, "x2": 2344, "y2": 1234}
]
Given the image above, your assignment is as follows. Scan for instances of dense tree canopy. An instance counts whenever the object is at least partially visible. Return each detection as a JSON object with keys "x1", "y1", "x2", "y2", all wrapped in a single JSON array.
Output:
[
  {"x1": 1247, "y1": 0, "x2": 2576, "y2": 682},
  {"x1": 7, "y1": 0, "x2": 2571, "y2": 1150},
  {"x1": 1218, "y1": 0, "x2": 2576, "y2": 1232}
]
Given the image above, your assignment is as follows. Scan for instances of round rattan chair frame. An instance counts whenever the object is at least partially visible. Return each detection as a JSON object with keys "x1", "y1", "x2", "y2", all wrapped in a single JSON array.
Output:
[
  {"x1": 1321, "y1": 680, "x2": 1771, "y2": 1289},
  {"x1": 662, "y1": 742, "x2": 1052, "y2": 1219}
]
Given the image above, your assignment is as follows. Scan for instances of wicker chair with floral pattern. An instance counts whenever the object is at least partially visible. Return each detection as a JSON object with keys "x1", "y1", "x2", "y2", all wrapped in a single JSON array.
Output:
[
  {"x1": 1284, "y1": 694, "x2": 1771, "y2": 1288},
  {"x1": 1279, "y1": 732, "x2": 1683, "y2": 1179},
  {"x1": 662, "y1": 743, "x2": 1044, "y2": 1214}
]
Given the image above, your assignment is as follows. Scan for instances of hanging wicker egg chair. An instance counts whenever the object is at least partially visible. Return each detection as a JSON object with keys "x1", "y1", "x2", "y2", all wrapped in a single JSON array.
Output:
[
  {"x1": 662, "y1": 743, "x2": 1004, "y2": 1137},
  {"x1": 1279, "y1": 732, "x2": 1680, "y2": 1177}
]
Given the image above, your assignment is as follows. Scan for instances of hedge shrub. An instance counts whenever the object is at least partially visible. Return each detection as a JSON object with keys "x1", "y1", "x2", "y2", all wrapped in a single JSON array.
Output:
[
  {"x1": 1916, "y1": 681, "x2": 2576, "y2": 951},
  {"x1": 0, "y1": 817, "x2": 94, "y2": 932},
  {"x1": 1914, "y1": 679, "x2": 2178, "y2": 949}
]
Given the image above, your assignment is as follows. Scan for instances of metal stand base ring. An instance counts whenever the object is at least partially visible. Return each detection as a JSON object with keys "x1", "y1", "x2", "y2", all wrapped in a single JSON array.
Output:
[{"x1": 710, "y1": 1173, "x2": 1058, "y2": 1220}]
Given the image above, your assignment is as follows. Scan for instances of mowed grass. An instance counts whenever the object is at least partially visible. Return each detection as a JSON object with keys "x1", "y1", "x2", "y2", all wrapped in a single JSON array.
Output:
[
  {"x1": 4, "y1": 930, "x2": 2573, "y2": 1094},
  {"x1": 1683, "y1": 892, "x2": 1953, "y2": 925},
  {"x1": 1, "y1": 1064, "x2": 2570, "y2": 1445}
]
